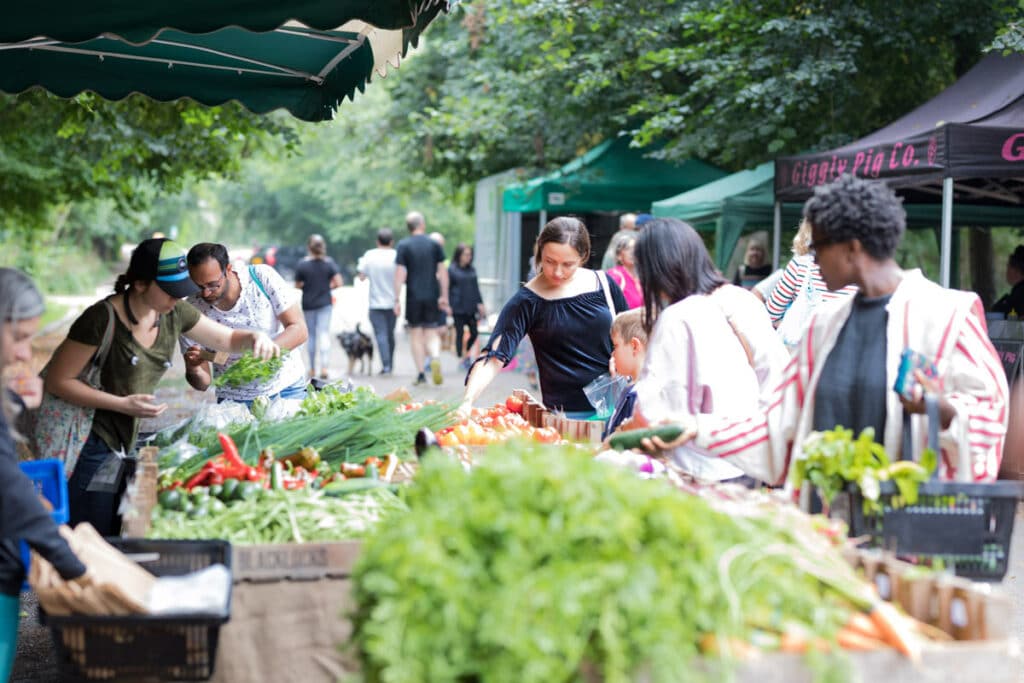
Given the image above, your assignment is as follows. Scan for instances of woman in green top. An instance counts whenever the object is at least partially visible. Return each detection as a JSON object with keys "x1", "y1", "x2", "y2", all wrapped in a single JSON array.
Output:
[{"x1": 44, "y1": 238, "x2": 279, "y2": 535}]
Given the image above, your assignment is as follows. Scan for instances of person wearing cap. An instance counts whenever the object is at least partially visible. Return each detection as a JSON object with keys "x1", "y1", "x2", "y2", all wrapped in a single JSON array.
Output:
[
  {"x1": 180, "y1": 242, "x2": 308, "y2": 405},
  {"x1": 43, "y1": 238, "x2": 279, "y2": 536}
]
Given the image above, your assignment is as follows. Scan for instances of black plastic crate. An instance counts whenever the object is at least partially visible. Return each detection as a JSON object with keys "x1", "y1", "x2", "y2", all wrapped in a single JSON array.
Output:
[
  {"x1": 846, "y1": 480, "x2": 1024, "y2": 581},
  {"x1": 40, "y1": 539, "x2": 232, "y2": 681}
]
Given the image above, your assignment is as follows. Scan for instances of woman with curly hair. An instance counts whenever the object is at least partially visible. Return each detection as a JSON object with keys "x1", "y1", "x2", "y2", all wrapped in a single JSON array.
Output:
[{"x1": 668, "y1": 174, "x2": 1008, "y2": 484}]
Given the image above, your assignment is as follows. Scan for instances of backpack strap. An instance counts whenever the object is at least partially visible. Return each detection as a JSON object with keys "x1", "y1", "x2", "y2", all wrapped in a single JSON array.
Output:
[{"x1": 249, "y1": 265, "x2": 271, "y2": 302}]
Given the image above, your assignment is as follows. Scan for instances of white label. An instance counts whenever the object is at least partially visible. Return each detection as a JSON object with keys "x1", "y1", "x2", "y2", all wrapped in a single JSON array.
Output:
[{"x1": 548, "y1": 192, "x2": 566, "y2": 206}]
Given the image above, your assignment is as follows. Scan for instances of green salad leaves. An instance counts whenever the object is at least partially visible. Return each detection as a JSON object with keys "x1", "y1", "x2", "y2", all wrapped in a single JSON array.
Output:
[
  {"x1": 351, "y1": 441, "x2": 858, "y2": 683},
  {"x1": 212, "y1": 350, "x2": 286, "y2": 388},
  {"x1": 790, "y1": 427, "x2": 937, "y2": 514}
]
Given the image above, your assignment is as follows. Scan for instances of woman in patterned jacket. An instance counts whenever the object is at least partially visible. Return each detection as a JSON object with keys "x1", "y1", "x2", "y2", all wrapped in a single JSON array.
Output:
[{"x1": 653, "y1": 175, "x2": 1007, "y2": 485}]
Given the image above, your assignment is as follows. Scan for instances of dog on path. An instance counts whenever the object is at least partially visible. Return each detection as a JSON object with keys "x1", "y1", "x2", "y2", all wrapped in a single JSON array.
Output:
[{"x1": 338, "y1": 324, "x2": 374, "y2": 376}]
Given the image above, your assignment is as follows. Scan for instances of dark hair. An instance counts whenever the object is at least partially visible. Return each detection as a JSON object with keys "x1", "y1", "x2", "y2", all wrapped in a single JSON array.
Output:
[
  {"x1": 533, "y1": 216, "x2": 590, "y2": 268},
  {"x1": 802, "y1": 174, "x2": 906, "y2": 260},
  {"x1": 1009, "y1": 245, "x2": 1024, "y2": 272},
  {"x1": 453, "y1": 243, "x2": 473, "y2": 267},
  {"x1": 114, "y1": 237, "x2": 166, "y2": 293},
  {"x1": 635, "y1": 218, "x2": 727, "y2": 334},
  {"x1": 187, "y1": 242, "x2": 229, "y2": 270},
  {"x1": 377, "y1": 228, "x2": 394, "y2": 246}
]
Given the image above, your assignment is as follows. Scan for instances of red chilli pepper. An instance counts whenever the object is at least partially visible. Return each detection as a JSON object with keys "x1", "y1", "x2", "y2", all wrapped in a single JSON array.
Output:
[
  {"x1": 185, "y1": 467, "x2": 212, "y2": 490},
  {"x1": 218, "y1": 432, "x2": 247, "y2": 470}
]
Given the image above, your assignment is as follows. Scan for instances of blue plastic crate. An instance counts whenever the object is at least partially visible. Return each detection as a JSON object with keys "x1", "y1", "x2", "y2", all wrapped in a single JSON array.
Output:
[{"x1": 18, "y1": 459, "x2": 70, "y2": 592}]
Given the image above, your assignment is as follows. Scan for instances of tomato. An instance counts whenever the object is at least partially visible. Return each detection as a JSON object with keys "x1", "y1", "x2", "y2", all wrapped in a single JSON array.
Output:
[
  {"x1": 533, "y1": 426, "x2": 561, "y2": 443},
  {"x1": 505, "y1": 395, "x2": 525, "y2": 414}
]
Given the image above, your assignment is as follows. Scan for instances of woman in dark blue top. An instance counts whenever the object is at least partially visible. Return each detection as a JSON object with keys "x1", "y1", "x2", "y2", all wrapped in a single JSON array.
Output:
[
  {"x1": 462, "y1": 217, "x2": 627, "y2": 415},
  {"x1": 448, "y1": 244, "x2": 486, "y2": 367}
]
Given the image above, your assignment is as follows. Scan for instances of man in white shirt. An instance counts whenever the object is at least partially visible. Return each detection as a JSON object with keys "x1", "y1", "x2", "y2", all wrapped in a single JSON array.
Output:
[
  {"x1": 180, "y1": 242, "x2": 309, "y2": 404},
  {"x1": 357, "y1": 228, "x2": 398, "y2": 375}
]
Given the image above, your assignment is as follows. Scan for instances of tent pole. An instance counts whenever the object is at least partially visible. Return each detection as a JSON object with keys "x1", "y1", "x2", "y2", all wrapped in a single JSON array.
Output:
[
  {"x1": 941, "y1": 177, "x2": 953, "y2": 287},
  {"x1": 772, "y1": 201, "x2": 782, "y2": 269}
]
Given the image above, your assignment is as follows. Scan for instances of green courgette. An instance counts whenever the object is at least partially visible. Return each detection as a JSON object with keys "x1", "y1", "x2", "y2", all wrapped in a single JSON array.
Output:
[
  {"x1": 608, "y1": 425, "x2": 686, "y2": 451},
  {"x1": 322, "y1": 478, "x2": 396, "y2": 497}
]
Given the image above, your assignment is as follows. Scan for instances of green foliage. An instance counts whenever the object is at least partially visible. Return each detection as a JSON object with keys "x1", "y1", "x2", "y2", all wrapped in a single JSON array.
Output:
[
  {"x1": 0, "y1": 90, "x2": 295, "y2": 255},
  {"x1": 791, "y1": 427, "x2": 937, "y2": 515},
  {"x1": 211, "y1": 351, "x2": 287, "y2": 389},
  {"x1": 210, "y1": 86, "x2": 474, "y2": 270},
  {"x1": 351, "y1": 442, "x2": 858, "y2": 683},
  {"x1": 383, "y1": 0, "x2": 1016, "y2": 184}
]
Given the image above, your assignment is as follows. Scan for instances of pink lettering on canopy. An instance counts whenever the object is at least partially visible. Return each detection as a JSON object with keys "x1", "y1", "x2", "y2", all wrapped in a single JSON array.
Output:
[
  {"x1": 870, "y1": 152, "x2": 884, "y2": 177},
  {"x1": 927, "y1": 136, "x2": 937, "y2": 165},
  {"x1": 1002, "y1": 132, "x2": 1024, "y2": 162},
  {"x1": 852, "y1": 151, "x2": 866, "y2": 175}
]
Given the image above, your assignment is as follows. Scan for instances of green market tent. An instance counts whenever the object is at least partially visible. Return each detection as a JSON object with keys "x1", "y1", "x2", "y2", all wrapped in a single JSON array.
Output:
[
  {"x1": 652, "y1": 161, "x2": 1024, "y2": 271},
  {"x1": 502, "y1": 136, "x2": 726, "y2": 213},
  {"x1": 0, "y1": 1, "x2": 451, "y2": 121}
]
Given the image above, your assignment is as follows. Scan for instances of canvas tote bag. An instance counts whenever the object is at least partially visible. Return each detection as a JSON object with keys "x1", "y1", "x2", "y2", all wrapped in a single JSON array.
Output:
[{"x1": 29, "y1": 300, "x2": 114, "y2": 476}]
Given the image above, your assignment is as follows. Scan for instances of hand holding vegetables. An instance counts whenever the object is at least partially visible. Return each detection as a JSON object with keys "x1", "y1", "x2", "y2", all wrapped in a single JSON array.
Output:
[{"x1": 249, "y1": 331, "x2": 279, "y2": 360}]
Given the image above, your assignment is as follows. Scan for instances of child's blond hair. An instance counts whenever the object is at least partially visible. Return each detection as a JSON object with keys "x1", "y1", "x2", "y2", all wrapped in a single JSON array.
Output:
[{"x1": 611, "y1": 309, "x2": 647, "y2": 345}]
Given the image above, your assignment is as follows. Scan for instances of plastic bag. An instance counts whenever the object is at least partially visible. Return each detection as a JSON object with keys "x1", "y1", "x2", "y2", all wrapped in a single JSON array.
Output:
[
  {"x1": 86, "y1": 450, "x2": 134, "y2": 494},
  {"x1": 582, "y1": 373, "x2": 630, "y2": 419}
]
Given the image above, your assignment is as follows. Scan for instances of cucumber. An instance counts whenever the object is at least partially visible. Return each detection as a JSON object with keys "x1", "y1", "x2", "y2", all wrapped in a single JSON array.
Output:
[
  {"x1": 608, "y1": 425, "x2": 686, "y2": 451},
  {"x1": 322, "y1": 478, "x2": 396, "y2": 498}
]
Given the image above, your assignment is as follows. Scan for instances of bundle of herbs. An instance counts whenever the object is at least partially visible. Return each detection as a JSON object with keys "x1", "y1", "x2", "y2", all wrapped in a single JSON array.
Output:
[
  {"x1": 350, "y1": 440, "x2": 894, "y2": 683},
  {"x1": 790, "y1": 426, "x2": 936, "y2": 514},
  {"x1": 168, "y1": 395, "x2": 452, "y2": 482},
  {"x1": 212, "y1": 350, "x2": 287, "y2": 388}
]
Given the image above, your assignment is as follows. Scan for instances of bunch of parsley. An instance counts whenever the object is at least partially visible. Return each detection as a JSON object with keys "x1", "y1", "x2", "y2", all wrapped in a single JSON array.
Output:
[{"x1": 351, "y1": 441, "x2": 855, "y2": 683}]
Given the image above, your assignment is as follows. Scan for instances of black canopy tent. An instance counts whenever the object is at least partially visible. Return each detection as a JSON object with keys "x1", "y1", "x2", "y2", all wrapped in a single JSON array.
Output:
[{"x1": 774, "y1": 52, "x2": 1024, "y2": 286}]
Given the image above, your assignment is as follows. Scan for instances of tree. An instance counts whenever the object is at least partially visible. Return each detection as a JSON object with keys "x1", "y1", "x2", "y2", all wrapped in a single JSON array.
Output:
[
  {"x1": 385, "y1": 0, "x2": 1017, "y2": 183},
  {"x1": 212, "y1": 86, "x2": 474, "y2": 270},
  {"x1": 0, "y1": 91, "x2": 296, "y2": 235}
]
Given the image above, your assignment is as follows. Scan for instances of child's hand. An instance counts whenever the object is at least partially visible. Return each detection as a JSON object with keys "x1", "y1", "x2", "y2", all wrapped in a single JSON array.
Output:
[{"x1": 6, "y1": 366, "x2": 42, "y2": 409}]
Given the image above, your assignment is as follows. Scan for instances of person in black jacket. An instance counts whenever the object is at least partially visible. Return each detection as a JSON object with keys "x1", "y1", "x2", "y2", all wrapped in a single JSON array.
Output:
[
  {"x1": 992, "y1": 245, "x2": 1024, "y2": 318},
  {"x1": 0, "y1": 268, "x2": 88, "y2": 680},
  {"x1": 448, "y1": 244, "x2": 486, "y2": 370}
]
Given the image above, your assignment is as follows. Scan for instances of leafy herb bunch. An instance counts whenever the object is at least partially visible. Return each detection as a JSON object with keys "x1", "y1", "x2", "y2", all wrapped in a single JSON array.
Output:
[
  {"x1": 790, "y1": 427, "x2": 936, "y2": 514},
  {"x1": 212, "y1": 350, "x2": 286, "y2": 388},
  {"x1": 351, "y1": 441, "x2": 857, "y2": 683}
]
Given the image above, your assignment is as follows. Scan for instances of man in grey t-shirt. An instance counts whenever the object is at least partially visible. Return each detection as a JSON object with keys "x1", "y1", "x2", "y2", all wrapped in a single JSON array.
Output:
[{"x1": 357, "y1": 228, "x2": 398, "y2": 375}]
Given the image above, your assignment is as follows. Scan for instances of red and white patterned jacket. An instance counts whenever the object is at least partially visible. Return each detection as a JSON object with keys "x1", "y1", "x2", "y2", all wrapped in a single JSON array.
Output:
[{"x1": 693, "y1": 270, "x2": 1008, "y2": 484}]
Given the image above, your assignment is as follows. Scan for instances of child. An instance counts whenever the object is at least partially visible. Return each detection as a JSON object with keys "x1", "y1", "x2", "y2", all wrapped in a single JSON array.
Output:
[{"x1": 603, "y1": 309, "x2": 648, "y2": 439}]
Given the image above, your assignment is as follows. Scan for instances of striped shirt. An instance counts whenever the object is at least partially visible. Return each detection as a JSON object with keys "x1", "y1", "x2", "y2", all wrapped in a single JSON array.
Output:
[
  {"x1": 765, "y1": 254, "x2": 857, "y2": 346},
  {"x1": 691, "y1": 270, "x2": 1008, "y2": 484}
]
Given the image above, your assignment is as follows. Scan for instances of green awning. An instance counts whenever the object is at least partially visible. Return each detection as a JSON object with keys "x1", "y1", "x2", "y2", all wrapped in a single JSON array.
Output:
[
  {"x1": 653, "y1": 162, "x2": 1024, "y2": 270},
  {"x1": 502, "y1": 136, "x2": 726, "y2": 213},
  {"x1": 0, "y1": 1, "x2": 450, "y2": 122}
]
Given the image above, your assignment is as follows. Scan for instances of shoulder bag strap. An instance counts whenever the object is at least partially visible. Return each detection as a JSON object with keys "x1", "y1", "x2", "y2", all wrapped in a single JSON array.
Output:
[
  {"x1": 249, "y1": 265, "x2": 271, "y2": 302},
  {"x1": 597, "y1": 271, "x2": 616, "y2": 314},
  {"x1": 92, "y1": 299, "x2": 116, "y2": 370}
]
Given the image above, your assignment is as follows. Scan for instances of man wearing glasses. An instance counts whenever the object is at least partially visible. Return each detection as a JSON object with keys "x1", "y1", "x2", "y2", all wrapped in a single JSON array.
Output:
[{"x1": 179, "y1": 242, "x2": 309, "y2": 405}]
